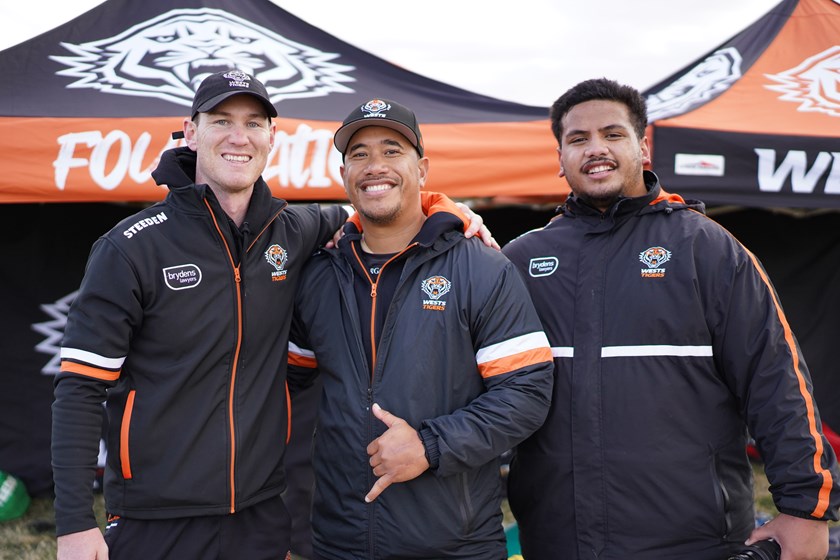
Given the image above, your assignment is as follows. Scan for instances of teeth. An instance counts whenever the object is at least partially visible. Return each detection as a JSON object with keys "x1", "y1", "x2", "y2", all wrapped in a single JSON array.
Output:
[
  {"x1": 588, "y1": 165, "x2": 612, "y2": 174},
  {"x1": 224, "y1": 154, "x2": 250, "y2": 163},
  {"x1": 363, "y1": 184, "x2": 391, "y2": 192}
]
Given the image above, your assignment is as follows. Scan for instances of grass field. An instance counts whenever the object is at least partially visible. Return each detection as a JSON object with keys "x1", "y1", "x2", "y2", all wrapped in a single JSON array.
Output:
[{"x1": 1, "y1": 464, "x2": 778, "y2": 560}]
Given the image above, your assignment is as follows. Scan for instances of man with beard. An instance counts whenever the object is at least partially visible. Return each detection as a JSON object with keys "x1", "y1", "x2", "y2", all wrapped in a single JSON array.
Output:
[{"x1": 503, "y1": 78, "x2": 840, "y2": 560}]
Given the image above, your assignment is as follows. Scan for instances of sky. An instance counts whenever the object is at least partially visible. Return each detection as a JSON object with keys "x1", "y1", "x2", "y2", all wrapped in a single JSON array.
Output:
[{"x1": 0, "y1": 0, "x2": 781, "y2": 107}]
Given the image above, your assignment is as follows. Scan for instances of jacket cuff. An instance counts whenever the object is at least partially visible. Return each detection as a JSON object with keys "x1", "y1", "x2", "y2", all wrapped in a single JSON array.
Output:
[
  {"x1": 419, "y1": 426, "x2": 440, "y2": 470},
  {"x1": 777, "y1": 507, "x2": 835, "y2": 522}
]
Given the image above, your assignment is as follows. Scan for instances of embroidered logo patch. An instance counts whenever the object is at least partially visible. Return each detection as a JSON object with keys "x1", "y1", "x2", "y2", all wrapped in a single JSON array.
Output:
[
  {"x1": 639, "y1": 247, "x2": 671, "y2": 278},
  {"x1": 421, "y1": 275, "x2": 451, "y2": 311},
  {"x1": 529, "y1": 256, "x2": 559, "y2": 277},
  {"x1": 265, "y1": 244, "x2": 289, "y2": 282},
  {"x1": 361, "y1": 98, "x2": 391, "y2": 118},
  {"x1": 163, "y1": 264, "x2": 202, "y2": 290}
]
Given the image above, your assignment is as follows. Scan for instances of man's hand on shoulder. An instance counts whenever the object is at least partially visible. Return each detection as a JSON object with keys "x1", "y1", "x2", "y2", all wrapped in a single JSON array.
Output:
[
  {"x1": 57, "y1": 527, "x2": 109, "y2": 560},
  {"x1": 455, "y1": 202, "x2": 499, "y2": 250}
]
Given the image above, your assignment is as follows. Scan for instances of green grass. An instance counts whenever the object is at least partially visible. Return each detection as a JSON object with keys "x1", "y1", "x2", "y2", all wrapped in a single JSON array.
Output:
[{"x1": 0, "y1": 464, "x2": 779, "y2": 560}]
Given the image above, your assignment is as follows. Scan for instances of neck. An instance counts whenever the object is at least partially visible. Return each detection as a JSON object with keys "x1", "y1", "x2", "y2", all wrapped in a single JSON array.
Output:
[
  {"x1": 209, "y1": 185, "x2": 253, "y2": 227},
  {"x1": 359, "y1": 214, "x2": 425, "y2": 254}
]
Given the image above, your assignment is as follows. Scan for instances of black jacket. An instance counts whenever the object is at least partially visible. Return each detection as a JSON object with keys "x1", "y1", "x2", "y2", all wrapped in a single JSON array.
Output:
[
  {"x1": 289, "y1": 207, "x2": 554, "y2": 560},
  {"x1": 52, "y1": 147, "x2": 345, "y2": 535},
  {"x1": 503, "y1": 171, "x2": 840, "y2": 560}
]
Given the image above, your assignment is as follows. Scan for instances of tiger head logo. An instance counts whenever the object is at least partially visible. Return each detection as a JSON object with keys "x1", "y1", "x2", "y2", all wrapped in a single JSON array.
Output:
[
  {"x1": 361, "y1": 99, "x2": 391, "y2": 116},
  {"x1": 639, "y1": 247, "x2": 672, "y2": 269},
  {"x1": 421, "y1": 275, "x2": 451, "y2": 300},
  {"x1": 765, "y1": 46, "x2": 840, "y2": 118},
  {"x1": 646, "y1": 47, "x2": 742, "y2": 122},
  {"x1": 265, "y1": 244, "x2": 288, "y2": 272},
  {"x1": 50, "y1": 8, "x2": 356, "y2": 108}
]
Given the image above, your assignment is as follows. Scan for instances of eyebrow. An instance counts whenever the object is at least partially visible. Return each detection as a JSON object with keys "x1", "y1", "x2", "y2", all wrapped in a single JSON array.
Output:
[
  {"x1": 206, "y1": 109, "x2": 268, "y2": 120},
  {"x1": 348, "y1": 137, "x2": 405, "y2": 153},
  {"x1": 565, "y1": 123, "x2": 628, "y2": 138}
]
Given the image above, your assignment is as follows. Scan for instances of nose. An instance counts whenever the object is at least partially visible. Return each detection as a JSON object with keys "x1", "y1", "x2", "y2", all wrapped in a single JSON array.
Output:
[
  {"x1": 585, "y1": 139, "x2": 609, "y2": 158},
  {"x1": 364, "y1": 152, "x2": 389, "y2": 173},
  {"x1": 226, "y1": 124, "x2": 250, "y2": 145}
]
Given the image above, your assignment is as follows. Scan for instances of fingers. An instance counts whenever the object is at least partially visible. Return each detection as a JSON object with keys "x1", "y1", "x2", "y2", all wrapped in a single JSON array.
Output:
[
  {"x1": 365, "y1": 473, "x2": 393, "y2": 503},
  {"x1": 372, "y1": 402, "x2": 399, "y2": 427},
  {"x1": 479, "y1": 225, "x2": 500, "y2": 250}
]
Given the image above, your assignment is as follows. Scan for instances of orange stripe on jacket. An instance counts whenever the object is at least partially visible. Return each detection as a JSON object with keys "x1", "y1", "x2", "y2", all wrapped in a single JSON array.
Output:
[
  {"x1": 477, "y1": 347, "x2": 553, "y2": 379},
  {"x1": 60, "y1": 360, "x2": 120, "y2": 381},
  {"x1": 289, "y1": 352, "x2": 317, "y2": 369},
  {"x1": 120, "y1": 390, "x2": 135, "y2": 480},
  {"x1": 745, "y1": 249, "x2": 834, "y2": 518}
]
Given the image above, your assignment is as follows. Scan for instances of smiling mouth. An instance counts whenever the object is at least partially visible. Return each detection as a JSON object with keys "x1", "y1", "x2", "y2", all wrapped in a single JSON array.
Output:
[
  {"x1": 583, "y1": 160, "x2": 617, "y2": 174},
  {"x1": 361, "y1": 183, "x2": 393, "y2": 193},
  {"x1": 223, "y1": 154, "x2": 251, "y2": 163}
]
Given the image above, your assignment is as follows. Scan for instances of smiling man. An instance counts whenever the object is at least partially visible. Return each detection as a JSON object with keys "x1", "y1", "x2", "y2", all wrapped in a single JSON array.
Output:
[
  {"x1": 503, "y1": 78, "x2": 840, "y2": 560},
  {"x1": 287, "y1": 99, "x2": 554, "y2": 560},
  {"x1": 51, "y1": 70, "x2": 349, "y2": 560}
]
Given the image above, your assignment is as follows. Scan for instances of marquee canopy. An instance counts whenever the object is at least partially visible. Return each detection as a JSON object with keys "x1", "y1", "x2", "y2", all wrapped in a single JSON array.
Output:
[
  {"x1": 644, "y1": 0, "x2": 840, "y2": 209},
  {"x1": 0, "y1": 0, "x2": 563, "y2": 203}
]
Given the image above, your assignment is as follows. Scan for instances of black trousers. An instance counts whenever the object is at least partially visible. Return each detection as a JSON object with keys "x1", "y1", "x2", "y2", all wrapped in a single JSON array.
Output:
[{"x1": 104, "y1": 495, "x2": 291, "y2": 560}]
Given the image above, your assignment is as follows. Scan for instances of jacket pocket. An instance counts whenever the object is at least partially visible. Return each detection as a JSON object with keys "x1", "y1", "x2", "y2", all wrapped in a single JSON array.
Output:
[
  {"x1": 710, "y1": 451, "x2": 732, "y2": 538},
  {"x1": 456, "y1": 472, "x2": 475, "y2": 534},
  {"x1": 120, "y1": 390, "x2": 136, "y2": 480}
]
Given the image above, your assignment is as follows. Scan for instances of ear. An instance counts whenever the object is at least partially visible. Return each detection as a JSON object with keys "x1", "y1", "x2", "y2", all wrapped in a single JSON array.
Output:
[
  {"x1": 557, "y1": 147, "x2": 566, "y2": 178},
  {"x1": 339, "y1": 165, "x2": 350, "y2": 196},
  {"x1": 640, "y1": 136, "x2": 651, "y2": 167},
  {"x1": 183, "y1": 117, "x2": 198, "y2": 151},
  {"x1": 268, "y1": 121, "x2": 276, "y2": 150},
  {"x1": 417, "y1": 157, "x2": 430, "y2": 188}
]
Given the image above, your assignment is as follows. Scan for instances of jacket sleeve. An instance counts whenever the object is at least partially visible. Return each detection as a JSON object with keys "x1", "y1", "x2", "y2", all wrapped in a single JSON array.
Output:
[
  {"x1": 287, "y1": 281, "x2": 320, "y2": 398},
  {"x1": 418, "y1": 253, "x2": 554, "y2": 476},
  {"x1": 288, "y1": 204, "x2": 348, "y2": 254},
  {"x1": 52, "y1": 237, "x2": 138, "y2": 535},
  {"x1": 710, "y1": 231, "x2": 840, "y2": 521}
]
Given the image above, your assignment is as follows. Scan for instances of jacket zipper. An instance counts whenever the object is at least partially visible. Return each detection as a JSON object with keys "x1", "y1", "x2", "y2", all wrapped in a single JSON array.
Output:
[
  {"x1": 204, "y1": 199, "x2": 246, "y2": 514},
  {"x1": 350, "y1": 240, "x2": 417, "y2": 558}
]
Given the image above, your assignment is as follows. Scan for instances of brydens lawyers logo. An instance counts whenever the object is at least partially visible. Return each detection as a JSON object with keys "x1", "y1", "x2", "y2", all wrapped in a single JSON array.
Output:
[
  {"x1": 529, "y1": 257, "x2": 558, "y2": 277},
  {"x1": 265, "y1": 244, "x2": 289, "y2": 282},
  {"x1": 50, "y1": 8, "x2": 356, "y2": 107},
  {"x1": 639, "y1": 247, "x2": 671, "y2": 279},
  {"x1": 163, "y1": 264, "x2": 202, "y2": 290},
  {"x1": 421, "y1": 275, "x2": 451, "y2": 311}
]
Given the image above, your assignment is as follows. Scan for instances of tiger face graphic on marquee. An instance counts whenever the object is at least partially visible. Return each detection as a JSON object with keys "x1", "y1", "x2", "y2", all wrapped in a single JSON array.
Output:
[
  {"x1": 49, "y1": 7, "x2": 356, "y2": 107},
  {"x1": 645, "y1": 47, "x2": 742, "y2": 122},
  {"x1": 765, "y1": 45, "x2": 840, "y2": 117}
]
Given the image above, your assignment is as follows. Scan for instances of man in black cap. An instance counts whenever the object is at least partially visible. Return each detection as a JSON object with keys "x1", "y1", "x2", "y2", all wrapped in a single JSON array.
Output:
[
  {"x1": 49, "y1": 69, "x2": 347, "y2": 560},
  {"x1": 52, "y1": 73, "x2": 491, "y2": 560},
  {"x1": 287, "y1": 99, "x2": 554, "y2": 559}
]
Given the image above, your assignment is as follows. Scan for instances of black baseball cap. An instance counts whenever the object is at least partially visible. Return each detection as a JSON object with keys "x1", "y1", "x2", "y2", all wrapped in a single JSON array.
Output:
[
  {"x1": 191, "y1": 70, "x2": 277, "y2": 119},
  {"x1": 333, "y1": 99, "x2": 424, "y2": 157}
]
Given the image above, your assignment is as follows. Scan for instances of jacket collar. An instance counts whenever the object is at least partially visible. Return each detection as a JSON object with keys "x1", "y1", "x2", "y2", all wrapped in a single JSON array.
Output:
[
  {"x1": 151, "y1": 146, "x2": 285, "y2": 226},
  {"x1": 561, "y1": 171, "x2": 704, "y2": 219}
]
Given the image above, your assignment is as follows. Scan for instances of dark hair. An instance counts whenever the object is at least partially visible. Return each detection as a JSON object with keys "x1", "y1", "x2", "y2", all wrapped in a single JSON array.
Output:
[{"x1": 549, "y1": 78, "x2": 648, "y2": 144}]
